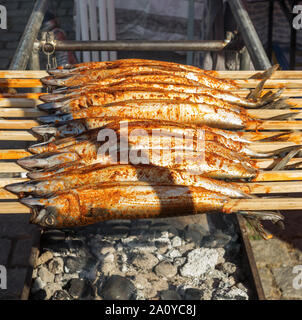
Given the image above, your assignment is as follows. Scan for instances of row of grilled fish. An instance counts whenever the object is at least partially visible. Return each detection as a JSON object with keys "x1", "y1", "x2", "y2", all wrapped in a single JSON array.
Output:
[{"x1": 6, "y1": 59, "x2": 290, "y2": 234}]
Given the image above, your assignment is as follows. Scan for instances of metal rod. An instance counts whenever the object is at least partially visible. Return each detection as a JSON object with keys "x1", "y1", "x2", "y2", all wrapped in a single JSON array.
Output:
[
  {"x1": 267, "y1": 0, "x2": 274, "y2": 62},
  {"x1": 290, "y1": 0, "x2": 298, "y2": 70},
  {"x1": 40, "y1": 40, "x2": 229, "y2": 52},
  {"x1": 186, "y1": 0, "x2": 195, "y2": 65},
  {"x1": 9, "y1": 0, "x2": 48, "y2": 70},
  {"x1": 228, "y1": 0, "x2": 271, "y2": 70}
]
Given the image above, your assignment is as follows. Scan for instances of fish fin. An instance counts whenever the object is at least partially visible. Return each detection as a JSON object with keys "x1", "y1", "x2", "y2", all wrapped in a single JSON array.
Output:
[
  {"x1": 238, "y1": 210, "x2": 284, "y2": 240},
  {"x1": 249, "y1": 64, "x2": 279, "y2": 80},
  {"x1": 271, "y1": 146, "x2": 302, "y2": 170},
  {"x1": 261, "y1": 97, "x2": 292, "y2": 110},
  {"x1": 247, "y1": 65, "x2": 279, "y2": 100},
  {"x1": 284, "y1": 160, "x2": 302, "y2": 170}
]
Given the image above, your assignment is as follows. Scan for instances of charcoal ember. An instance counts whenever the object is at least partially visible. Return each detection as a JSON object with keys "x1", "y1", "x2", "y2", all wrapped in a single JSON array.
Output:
[
  {"x1": 184, "y1": 224, "x2": 208, "y2": 244},
  {"x1": 100, "y1": 275, "x2": 136, "y2": 300},
  {"x1": 184, "y1": 288, "x2": 203, "y2": 300},
  {"x1": 201, "y1": 230, "x2": 232, "y2": 248},
  {"x1": 154, "y1": 261, "x2": 177, "y2": 278},
  {"x1": 65, "y1": 278, "x2": 94, "y2": 299},
  {"x1": 51, "y1": 290, "x2": 73, "y2": 300},
  {"x1": 159, "y1": 290, "x2": 181, "y2": 300}
]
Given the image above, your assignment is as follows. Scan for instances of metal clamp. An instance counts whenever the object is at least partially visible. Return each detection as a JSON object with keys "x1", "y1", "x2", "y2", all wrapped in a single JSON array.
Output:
[{"x1": 40, "y1": 31, "x2": 57, "y2": 70}]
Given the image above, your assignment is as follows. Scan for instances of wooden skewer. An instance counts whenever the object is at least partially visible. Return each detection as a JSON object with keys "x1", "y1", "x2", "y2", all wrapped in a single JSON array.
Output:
[
  {"x1": 0, "y1": 202, "x2": 30, "y2": 214},
  {"x1": 0, "y1": 150, "x2": 31, "y2": 159},
  {"x1": 209, "y1": 70, "x2": 302, "y2": 80},
  {"x1": 0, "y1": 120, "x2": 39, "y2": 129},
  {"x1": 0, "y1": 107, "x2": 301, "y2": 121},
  {"x1": 0, "y1": 93, "x2": 44, "y2": 99},
  {"x1": 0, "y1": 79, "x2": 42, "y2": 88},
  {"x1": 224, "y1": 198, "x2": 302, "y2": 212},
  {"x1": 0, "y1": 197, "x2": 302, "y2": 215},
  {"x1": 1, "y1": 180, "x2": 302, "y2": 200},
  {"x1": 0, "y1": 131, "x2": 37, "y2": 141},
  {"x1": 0, "y1": 99, "x2": 41, "y2": 108},
  {"x1": 0, "y1": 108, "x2": 45, "y2": 117},
  {"x1": 247, "y1": 121, "x2": 302, "y2": 131},
  {"x1": 1, "y1": 70, "x2": 302, "y2": 80},
  {"x1": 0, "y1": 71, "x2": 48, "y2": 78}
]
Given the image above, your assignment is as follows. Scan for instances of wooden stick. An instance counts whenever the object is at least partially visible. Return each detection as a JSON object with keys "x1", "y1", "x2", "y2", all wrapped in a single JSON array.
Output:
[
  {"x1": 224, "y1": 198, "x2": 302, "y2": 212},
  {"x1": 0, "y1": 131, "x2": 36, "y2": 141},
  {"x1": 0, "y1": 93, "x2": 44, "y2": 99},
  {"x1": 0, "y1": 197, "x2": 302, "y2": 215},
  {"x1": 0, "y1": 71, "x2": 47, "y2": 78},
  {"x1": 0, "y1": 108, "x2": 45, "y2": 117},
  {"x1": 247, "y1": 109, "x2": 302, "y2": 119},
  {"x1": 0, "y1": 202, "x2": 30, "y2": 214},
  {"x1": 0, "y1": 120, "x2": 39, "y2": 129},
  {"x1": 0, "y1": 79, "x2": 42, "y2": 88},
  {"x1": 211, "y1": 70, "x2": 302, "y2": 80},
  {"x1": 239, "y1": 181, "x2": 302, "y2": 194},
  {"x1": 0, "y1": 150, "x2": 31, "y2": 159},
  {"x1": 0, "y1": 99, "x2": 41, "y2": 108},
  {"x1": 0, "y1": 162, "x2": 27, "y2": 172},
  {"x1": 247, "y1": 121, "x2": 302, "y2": 131},
  {"x1": 253, "y1": 170, "x2": 302, "y2": 181},
  {"x1": 0, "y1": 178, "x2": 27, "y2": 187}
]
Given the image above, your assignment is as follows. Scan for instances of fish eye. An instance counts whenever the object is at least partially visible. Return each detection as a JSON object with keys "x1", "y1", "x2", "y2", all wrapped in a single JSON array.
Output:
[{"x1": 44, "y1": 215, "x2": 55, "y2": 226}]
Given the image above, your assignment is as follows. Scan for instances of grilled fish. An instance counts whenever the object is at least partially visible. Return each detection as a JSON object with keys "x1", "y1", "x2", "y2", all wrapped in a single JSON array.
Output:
[
  {"x1": 38, "y1": 100, "x2": 254, "y2": 130},
  {"x1": 6, "y1": 163, "x2": 251, "y2": 198}
]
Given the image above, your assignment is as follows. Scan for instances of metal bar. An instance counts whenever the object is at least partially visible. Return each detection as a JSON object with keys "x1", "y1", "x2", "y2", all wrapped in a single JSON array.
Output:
[
  {"x1": 290, "y1": 0, "x2": 298, "y2": 69},
  {"x1": 228, "y1": 0, "x2": 271, "y2": 70},
  {"x1": 267, "y1": 0, "x2": 274, "y2": 61},
  {"x1": 277, "y1": 0, "x2": 292, "y2": 25},
  {"x1": 41, "y1": 40, "x2": 229, "y2": 52},
  {"x1": 186, "y1": 0, "x2": 195, "y2": 65},
  {"x1": 9, "y1": 0, "x2": 48, "y2": 70}
]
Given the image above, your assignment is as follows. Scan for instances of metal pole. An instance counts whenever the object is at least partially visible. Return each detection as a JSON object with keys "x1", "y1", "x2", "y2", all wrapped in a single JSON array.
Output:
[
  {"x1": 267, "y1": 0, "x2": 274, "y2": 62},
  {"x1": 9, "y1": 0, "x2": 48, "y2": 70},
  {"x1": 228, "y1": 0, "x2": 271, "y2": 69},
  {"x1": 40, "y1": 40, "x2": 229, "y2": 52},
  {"x1": 186, "y1": 0, "x2": 195, "y2": 65}
]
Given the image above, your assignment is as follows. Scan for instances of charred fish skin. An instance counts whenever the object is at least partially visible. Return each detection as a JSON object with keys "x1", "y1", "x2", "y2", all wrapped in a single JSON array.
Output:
[
  {"x1": 43, "y1": 66, "x2": 238, "y2": 91},
  {"x1": 37, "y1": 90, "x2": 244, "y2": 114},
  {"x1": 38, "y1": 100, "x2": 251, "y2": 130},
  {"x1": 6, "y1": 164, "x2": 251, "y2": 198},
  {"x1": 24, "y1": 184, "x2": 229, "y2": 228}
]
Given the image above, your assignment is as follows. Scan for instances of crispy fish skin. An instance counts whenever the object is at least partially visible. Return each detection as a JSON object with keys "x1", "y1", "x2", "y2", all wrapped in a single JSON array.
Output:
[
  {"x1": 29, "y1": 121, "x2": 249, "y2": 155},
  {"x1": 44, "y1": 100, "x2": 252, "y2": 130},
  {"x1": 51, "y1": 58, "x2": 212, "y2": 75},
  {"x1": 6, "y1": 164, "x2": 251, "y2": 198},
  {"x1": 43, "y1": 68, "x2": 238, "y2": 91},
  {"x1": 42, "y1": 90, "x2": 244, "y2": 114},
  {"x1": 24, "y1": 183, "x2": 229, "y2": 228},
  {"x1": 21, "y1": 146, "x2": 258, "y2": 179}
]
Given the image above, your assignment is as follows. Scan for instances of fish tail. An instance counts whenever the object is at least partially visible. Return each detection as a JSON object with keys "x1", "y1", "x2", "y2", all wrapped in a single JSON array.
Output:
[{"x1": 247, "y1": 64, "x2": 279, "y2": 100}]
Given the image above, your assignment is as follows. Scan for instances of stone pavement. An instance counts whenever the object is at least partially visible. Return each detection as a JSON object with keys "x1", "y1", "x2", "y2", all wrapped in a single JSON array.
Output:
[{"x1": 249, "y1": 211, "x2": 302, "y2": 300}]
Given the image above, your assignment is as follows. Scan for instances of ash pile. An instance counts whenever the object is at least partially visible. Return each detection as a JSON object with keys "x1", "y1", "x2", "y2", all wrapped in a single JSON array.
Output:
[{"x1": 30, "y1": 214, "x2": 252, "y2": 300}]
